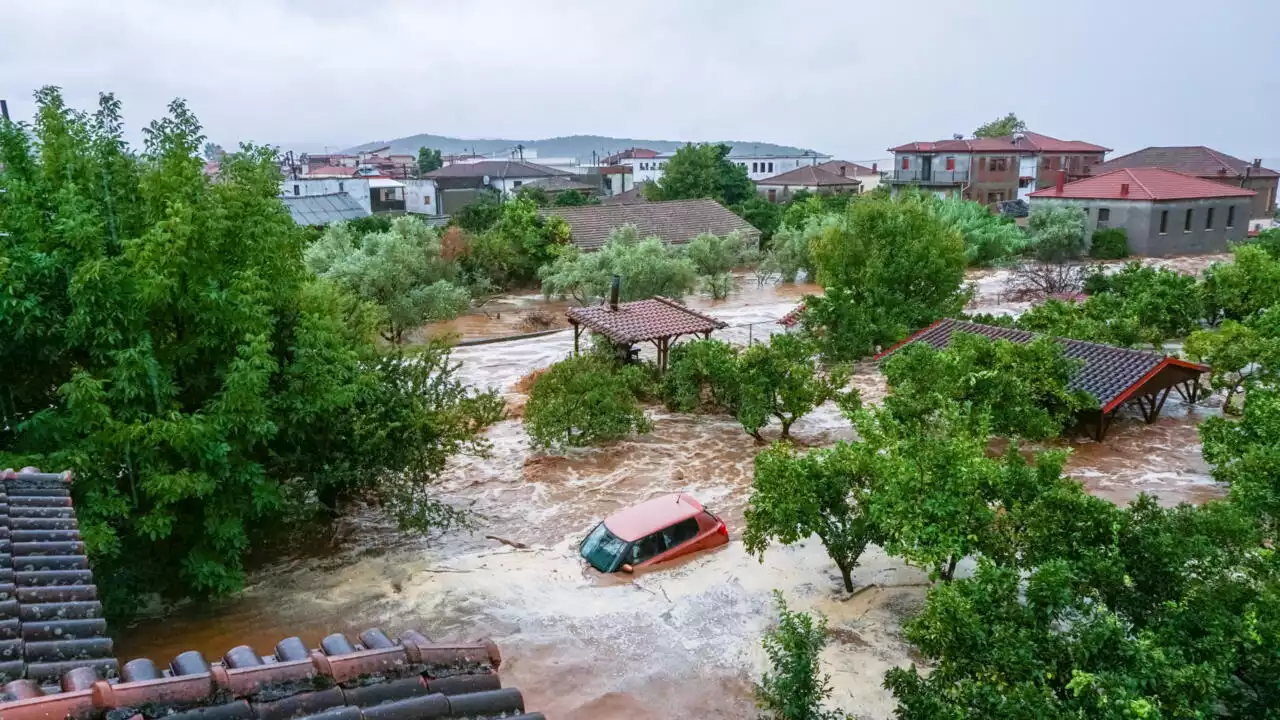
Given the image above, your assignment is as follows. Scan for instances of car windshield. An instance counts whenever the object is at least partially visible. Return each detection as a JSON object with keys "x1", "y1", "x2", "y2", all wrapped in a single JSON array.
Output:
[{"x1": 580, "y1": 522, "x2": 628, "y2": 572}]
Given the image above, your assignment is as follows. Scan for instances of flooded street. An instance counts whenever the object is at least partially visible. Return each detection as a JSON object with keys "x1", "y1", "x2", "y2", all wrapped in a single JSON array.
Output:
[{"x1": 116, "y1": 265, "x2": 1227, "y2": 719}]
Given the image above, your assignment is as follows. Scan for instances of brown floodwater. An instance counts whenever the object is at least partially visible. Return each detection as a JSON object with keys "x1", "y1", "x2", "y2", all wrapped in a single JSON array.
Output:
[{"x1": 114, "y1": 265, "x2": 1227, "y2": 719}]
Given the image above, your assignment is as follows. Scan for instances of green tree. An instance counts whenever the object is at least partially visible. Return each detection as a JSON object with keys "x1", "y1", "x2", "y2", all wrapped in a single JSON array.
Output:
[
  {"x1": 881, "y1": 332, "x2": 1094, "y2": 440},
  {"x1": 305, "y1": 216, "x2": 470, "y2": 343},
  {"x1": 930, "y1": 196, "x2": 1030, "y2": 266},
  {"x1": 736, "y1": 334, "x2": 851, "y2": 440},
  {"x1": 523, "y1": 354, "x2": 652, "y2": 448},
  {"x1": 416, "y1": 146, "x2": 442, "y2": 175},
  {"x1": 745, "y1": 443, "x2": 879, "y2": 593},
  {"x1": 201, "y1": 141, "x2": 224, "y2": 161},
  {"x1": 755, "y1": 592, "x2": 851, "y2": 720},
  {"x1": 539, "y1": 224, "x2": 697, "y2": 305},
  {"x1": 1027, "y1": 205, "x2": 1087, "y2": 262},
  {"x1": 740, "y1": 195, "x2": 782, "y2": 243},
  {"x1": 0, "y1": 89, "x2": 502, "y2": 610},
  {"x1": 1201, "y1": 386, "x2": 1280, "y2": 533},
  {"x1": 1187, "y1": 307, "x2": 1280, "y2": 412},
  {"x1": 515, "y1": 184, "x2": 550, "y2": 206},
  {"x1": 973, "y1": 112, "x2": 1027, "y2": 138},
  {"x1": 552, "y1": 189, "x2": 598, "y2": 206},
  {"x1": 1088, "y1": 227, "x2": 1130, "y2": 259},
  {"x1": 803, "y1": 194, "x2": 968, "y2": 361},
  {"x1": 451, "y1": 190, "x2": 502, "y2": 233},
  {"x1": 770, "y1": 216, "x2": 823, "y2": 283},
  {"x1": 859, "y1": 407, "x2": 1069, "y2": 581},
  {"x1": 660, "y1": 338, "x2": 740, "y2": 413},
  {"x1": 462, "y1": 196, "x2": 571, "y2": 287},
  {"x1": 684, "y1": 230, "x2": 751, "y2": 299},
  {"x1": 1201, "y1": 243, "x2": 1280, "y2": 324},
  {"x1": 644, "y1": 143, "x2": 754, "y2": 206}
]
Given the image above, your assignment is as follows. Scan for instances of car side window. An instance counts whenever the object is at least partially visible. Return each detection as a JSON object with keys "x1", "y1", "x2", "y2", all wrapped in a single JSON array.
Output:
[
  {"x1": 662, "y1": 517, "x2": 700, "y2": 549},
  {"x1": 631, "y1": 533, "x2": 666, "y2": 564}
]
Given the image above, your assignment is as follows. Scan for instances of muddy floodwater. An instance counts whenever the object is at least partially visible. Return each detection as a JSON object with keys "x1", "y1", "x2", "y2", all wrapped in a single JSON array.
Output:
[{"x1": 116, "y1": 263, "x2": 1229, "y2": 719}]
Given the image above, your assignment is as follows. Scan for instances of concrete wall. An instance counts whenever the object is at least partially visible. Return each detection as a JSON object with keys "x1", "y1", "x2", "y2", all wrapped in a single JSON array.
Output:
[
  {"x1": 734, "y1": 156, "x2": 824, "y2": 181},
  {"x1": 757, "y1": 183, "x2": 858, "y2": 203},
  {"x1": 1031, "y1": 195, "x2": 1251, "y2": 256},
  {"x1": 403, "y1": 179, "x2": 438, "y2": 215},
  {"x1": 1203, "y1": 175, "x2": 1277, "y2": 219},
  {"x1": 967, "y1": 153, "x2": 1019, "y2": 205},
  {"x1": 891, "y1": 152, "x2": 972, "y2": 186}
]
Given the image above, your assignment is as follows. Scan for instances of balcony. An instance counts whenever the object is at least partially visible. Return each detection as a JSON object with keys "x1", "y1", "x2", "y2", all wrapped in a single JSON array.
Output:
[{"x1": 893, "y1": 168, "x2": 969, "y2": 185}]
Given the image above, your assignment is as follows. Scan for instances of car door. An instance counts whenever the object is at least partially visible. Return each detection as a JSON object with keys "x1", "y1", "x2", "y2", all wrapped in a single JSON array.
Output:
[{"x1": 644, "y1": 517, "x2": 702, "y2": 566}]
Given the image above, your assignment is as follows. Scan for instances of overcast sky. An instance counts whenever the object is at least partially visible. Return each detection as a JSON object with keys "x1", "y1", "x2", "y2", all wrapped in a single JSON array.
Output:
[{"x1": 3, "y1": 1, "x2": 1278, "y2": 162}]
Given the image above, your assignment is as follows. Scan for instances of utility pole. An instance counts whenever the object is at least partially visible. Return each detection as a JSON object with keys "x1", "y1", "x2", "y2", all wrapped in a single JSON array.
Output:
[{"x1": 0, "y1": 99, "x2": 9, "y2": 122}]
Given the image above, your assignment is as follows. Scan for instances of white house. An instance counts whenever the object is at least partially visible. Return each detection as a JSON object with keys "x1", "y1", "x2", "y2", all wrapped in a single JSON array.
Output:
[
  {"x1": 600, "y1": 146, "x2": 832, "y2": 185},
  {"x1": 280, "y1": 177, "x2": 407, "y2": 215}
]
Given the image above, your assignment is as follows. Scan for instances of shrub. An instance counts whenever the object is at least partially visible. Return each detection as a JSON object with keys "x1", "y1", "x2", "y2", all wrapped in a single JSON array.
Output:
[
  {"x1": 1026, "y1": 206, "x2": 1087, "y2": 262},
  {"x1": 661, "y1": 339, "x2": 740, "y2": 413},
  {"x1": 930, "y1": 197, "x2": 1030, "y2": 266},
  {"x1": 1088, "y1": 227, "x2": 1130, "y2": 259},
  {"x1": 523, "y1": 355, "x2": 652, "y2": 448},
  {"x1": 684, "y1": 230, "x2": 751, "y2": 299},
  {"x1": 755, "y1": 592, "x2": 849, "y2": 720}
]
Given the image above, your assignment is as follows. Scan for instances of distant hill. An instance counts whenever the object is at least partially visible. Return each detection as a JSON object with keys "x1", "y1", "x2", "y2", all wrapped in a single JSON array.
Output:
[{"x1": 343, "y1": 134, "x2": 819, "y2": 162}]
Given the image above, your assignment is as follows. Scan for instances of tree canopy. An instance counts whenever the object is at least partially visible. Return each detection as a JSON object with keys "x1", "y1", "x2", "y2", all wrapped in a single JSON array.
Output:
[
  {"x1": 416, "y1": 146, "x2": 442, "y2": 175},
  {"x1": 929, "y1": 196, "x2": 1030, "y2": 266},
  {"x1": 683, "y1": 230, "x2": 752, "y2": 299},
  {"x1": 523, "y1": 354, "x2": 652, "y2": 448},
  {"x1": 973, "y1": 112, "x2": 1027, "y2": 138},
  {"x1": 0, "y1": 88, "x2": 502, "y2": 611},
  {"x1": 538, "y1": 224, "x2": 697, "y2": 305},
  {"x1": 644, "y1": 143, "x2": 754, "y2": 206}
]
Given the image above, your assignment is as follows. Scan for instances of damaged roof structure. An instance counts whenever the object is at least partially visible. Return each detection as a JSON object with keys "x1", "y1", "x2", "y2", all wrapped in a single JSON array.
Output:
[{"x1": 0, "y1": 468, "x2": 544, "y2": 720}]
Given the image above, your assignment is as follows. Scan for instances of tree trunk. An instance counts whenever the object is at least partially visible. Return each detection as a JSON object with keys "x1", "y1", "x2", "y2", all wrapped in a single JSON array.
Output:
[
  {"x1": 837, "y1": 559, "x2": 855, "y2": 593},
  {"x1": 941, "y1": 555, "x2": 959, "y2": 582},
  {"x1": 778, "y1": 415, "x2": 793, "y2": 439}
]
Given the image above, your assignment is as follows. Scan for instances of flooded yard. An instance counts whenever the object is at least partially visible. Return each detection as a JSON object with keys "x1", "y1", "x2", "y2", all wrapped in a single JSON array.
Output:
[{"x1": 116, "y1": 262, "x2": 1228, "y2": 719}]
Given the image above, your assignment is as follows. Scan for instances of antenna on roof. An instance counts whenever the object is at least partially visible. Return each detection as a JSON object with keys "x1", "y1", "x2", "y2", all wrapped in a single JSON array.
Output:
[
  {"x1": 0, "y1": 99, "x2": 9, "y2": 122},
  {"x1": 952, "y1": 133, "x2": 963, "y2": 140}
]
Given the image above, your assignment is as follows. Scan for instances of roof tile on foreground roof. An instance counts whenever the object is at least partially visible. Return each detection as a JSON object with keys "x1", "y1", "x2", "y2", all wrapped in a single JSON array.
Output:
[
  {"x1": 545, "y1": 198, "x2": 759, "y2": 250},
  {"x1": 1030, "y1": 167, "x2": 1256, "y2": 201},
  {"x1": 875, "y1": 319, "x2": 1207, "y2": 411},
  {"x1": 757, "y1": 165, "x2": 861, "y2": 187},
  {"x1": 0, "y1": 467, "x2": 543, "y2": 720},
  {"x1": 568, "y1": 296, "x2": 727, "y2": 345}
]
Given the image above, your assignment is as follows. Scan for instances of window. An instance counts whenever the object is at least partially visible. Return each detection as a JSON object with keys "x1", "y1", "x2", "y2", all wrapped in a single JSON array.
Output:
[
  {"x1": 1041, "y1": 157, "x2": 1051, "y2": 169},
  {"x1": 1206, "y1": 206, "x2": 1215, "y2": 230},
  {"x1": 945, "y1": 157, "x2": 956, "y2": 171},
  {"x1": 902, "y1": 157, "x2": 909, "y2": 170},
  {"x1": 1184, "y1": 208, "x2": 1193, "y2": 232},
  {"x1": 988, "y1": 157, "x2": 1007, "y2": 172},
  {"x1": 631, "y1": 532, "x2": 667, "y2": 565},
  {"x1": 767, "y1": 188, "x2": 777, "y2": 202},
  {"x1": 1227, "y1": 205, "x2": 1236, "y2": 228},
  {"x1": 1097, "y1": 208, "x2": 1110, "y2": 226},
  {"x1": 293, "y1": 184, "x2": 300, "y2": 196},
  {"x1": 986, "y1": 191, "x2": 1003, "y2": 204},
  {"x1": 338, "y1": 181, "x2": 344, "y2": 192},
  {"x1": 661, "y1": 518, "x2": 701, "y2": 549},
  {"x1": 512, "y1": 180, "x2": 522, "y2": 188},
  {"x1": 1159, "y1": 209, "x2": 1169, "y2": 234},
  {"x1": 768, "y1": 162, "x2": 774, "y2": 172},
  {"x1": 752, "y1": 162, "x2": 759, "y2": 173}
]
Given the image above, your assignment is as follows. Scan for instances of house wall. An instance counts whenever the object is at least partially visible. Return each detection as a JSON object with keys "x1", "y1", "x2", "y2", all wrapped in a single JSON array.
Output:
[
  {"x1": 1201, "y1": 175, "x2": 1276, "y2": 219},
  {"x1": 1030, "y1": 196, "x2": 1251, "y2": 257},
  {"x1": 733, "y1": 155, "x2": 826, "y2": 182},
  {"x1": 624, "y1": 157, "x2": 667, "y2": 184},
  {"x1": 1017, "y1": 156, "x2": 1039, "y2": 201},
  {"x1": 891, "y1": 152, "x2": 972, "y2": 186},
  {"x1": 282, "y1": 178, "x2": 372, "y2": 214},
  {"x1": 756, "y1": 183, "x2": 859, "y2": 203},
  {"x1": 967, "y1": 152, "x2": 1019, "y2": 206},
  {"x1": 1034, "y1": 153, "x2": 1105, "y2": 189},
  {"x1": 403, "y1": 179, "x2": 438, "y2": 215}
]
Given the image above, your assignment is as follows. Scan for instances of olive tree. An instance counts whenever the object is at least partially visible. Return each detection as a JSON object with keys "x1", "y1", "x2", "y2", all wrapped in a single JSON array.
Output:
[
  {"x1": 523, "y1": 354, "x2": 652, "y2": 448},
  {"x1": 736, "y1": 334, "x2": 852, "y2": 440}
]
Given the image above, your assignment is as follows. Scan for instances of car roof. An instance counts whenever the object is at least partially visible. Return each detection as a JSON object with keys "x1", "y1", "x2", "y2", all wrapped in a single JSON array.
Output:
[{"x1": 603, "y1": 493, "x2": 706, "y2": 542}]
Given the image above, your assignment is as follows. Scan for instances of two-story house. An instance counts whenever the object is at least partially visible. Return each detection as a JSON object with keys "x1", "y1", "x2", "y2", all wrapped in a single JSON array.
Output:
[{"x1": 889, "y1": 132, "x2": 1109, "y2": 206}]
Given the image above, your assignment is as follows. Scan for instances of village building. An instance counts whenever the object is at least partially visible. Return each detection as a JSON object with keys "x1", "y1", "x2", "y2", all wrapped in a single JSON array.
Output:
[
  {"x1": 1029, "y1": 168, "x2": 1255, "y2": 256},
  {"x1": 1087, "y1": 146, "x2": 1277, "y2": 223},
  {"x1": 888, "y1": 131, "x2": 1110, "y2": 205},
  {"x1": 542, "y1": 198, "x2": 759, "y2": 251},
  {"x1": 755, "y1": 165, "x2": 861, "y2": 202}
]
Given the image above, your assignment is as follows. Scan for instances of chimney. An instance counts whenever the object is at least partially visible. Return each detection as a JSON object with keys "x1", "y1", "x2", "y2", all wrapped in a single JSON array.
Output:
[
  {"x1": 0, "y1": 99, "x2": 8, "y2": 122},
  {"x1": 871, "y1": 162, "x2": 877, "y2": 173},
  {"x1": 609, "y1": 274, "x2": 620, "y2": 311},
  {"x1": 1120, "y1": 183, "x2": 1129, "y2": 197},
  {"x1": 1254, "y1": 158, "x2": 1263, "y2": 168},
  {"x1": 839, "y1": 164, "x2": 847, "y2": 177},
  {"x1": 1056, "y1": 169, "x2": 1066, "y2": 193}
]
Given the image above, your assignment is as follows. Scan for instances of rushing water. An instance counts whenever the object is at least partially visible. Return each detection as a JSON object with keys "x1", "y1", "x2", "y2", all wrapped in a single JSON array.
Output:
[{"x1": 115, "y1": 264, "x2": 1229, "y2": 719}]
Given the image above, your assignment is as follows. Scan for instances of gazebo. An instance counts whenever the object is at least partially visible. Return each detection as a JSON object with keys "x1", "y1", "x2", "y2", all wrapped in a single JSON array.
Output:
[
  {"x1": 567, "y1": 294, "x2": 727, "y2": 371},
  {"x1": 875, "y1": 318, "x2": 1209, "y2": 440}
]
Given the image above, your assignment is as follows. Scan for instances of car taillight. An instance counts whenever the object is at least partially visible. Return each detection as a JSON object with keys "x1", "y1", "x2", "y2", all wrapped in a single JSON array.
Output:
[{"x1": 717, "y1": 524, "x2": 729, "y2": 537}]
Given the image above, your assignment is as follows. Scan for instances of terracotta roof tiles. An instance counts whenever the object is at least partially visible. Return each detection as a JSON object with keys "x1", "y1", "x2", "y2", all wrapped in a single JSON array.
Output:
[
  {"x1": 1091, "y1": 146, "x2": 1278, "y2": 179},
  {"x1": 756, "y1": 166, "x2": 861, "y2": 188},
  {"x1": 567, "y1": 296, "x2": 727, "y2": 345},
  {"x1": 1029, "y1": 167, "x2": 1256, "y2": 201}
]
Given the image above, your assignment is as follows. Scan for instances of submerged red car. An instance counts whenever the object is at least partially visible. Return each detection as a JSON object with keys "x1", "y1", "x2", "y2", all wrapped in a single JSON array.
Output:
[{"x1": 579, "y1": 493, "x2": 729, "y2": 573}]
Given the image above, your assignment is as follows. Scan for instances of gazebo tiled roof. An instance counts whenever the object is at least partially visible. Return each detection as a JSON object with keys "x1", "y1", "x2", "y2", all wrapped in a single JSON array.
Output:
[{"x1": 567, "y1": 296, "x2": 726, "y2": 345}]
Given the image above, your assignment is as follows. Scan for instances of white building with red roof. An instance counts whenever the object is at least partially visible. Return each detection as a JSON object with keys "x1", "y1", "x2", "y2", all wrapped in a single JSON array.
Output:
[{"x1": 1029, "y1": 168, "x2": 1255, "y2": 256}]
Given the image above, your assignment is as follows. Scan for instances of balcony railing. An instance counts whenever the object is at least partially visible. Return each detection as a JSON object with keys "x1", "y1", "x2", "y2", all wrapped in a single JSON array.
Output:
[{"x1": 893, "y1": 169, "x2": 969, "y2": 185}]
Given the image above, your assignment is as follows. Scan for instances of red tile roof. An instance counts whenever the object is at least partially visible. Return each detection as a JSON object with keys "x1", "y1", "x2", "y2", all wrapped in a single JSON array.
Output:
[
  {"x1": 875, "y1": 319, "x2": 1207, "y2": 413},
  {"x1": 602, "y1": 148, "x2": 660, "y2": 163},
  {"x1": 1089, "y1": 146, "x2": 1278, "y2": 179},
  {"x1": 567, "y1": 296, "x2": 727, "y2": 345},
  {"x1": 0, "y1": 466, "x2": 541, "y2": 720},
  {"x1": 778, "y1": 303, "x2": 805, "y2": 328},
  {"x1": 890, "y1": 132, "x2": 1108, "y2": 155},
  {"x1": 306, "y1": 165, "x2": 359, "y2": 177},
  {"x1": 757, "y1": 165, "x2": 861, "y2": 188},
  {"x1": 1029, "y1": 167, "x2": 1257, "y2": 201},
  {"x1": 815, "y1": 160, "x2": 878, "y2": 177}
]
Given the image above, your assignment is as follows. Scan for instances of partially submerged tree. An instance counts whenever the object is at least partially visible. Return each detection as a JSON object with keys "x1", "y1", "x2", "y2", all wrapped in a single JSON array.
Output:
[
  {"x1": 660, "y1": 338, "x2": 740, "y2": 413},
  {"x1": 306, "y1": 216, "x2": 470, "y2": 343},
  {"x1": 755, "y1": 592, "x2": 851, "y2": 720},
  {"x1": 684, "y1": 230, "x2": 751, "y2": 299},
  {"x1": 745, "y1": 443, "x2": 879, "y2": 593},
  {"x1": 523, "y1": 354, "x2": 652, "y2": 448},
  {"x1": 736, "y1": 334, "x2": 852, "y2": 440},
  {"x1": 539, "y1": 224, "x2": 697, "y2": 305},
  {"x1": 1186, "y1": 307, "x2": 1280, "y2": 412},
  {"x1": 930, "y1": 196, "x2": 1030, "y2": 266}
]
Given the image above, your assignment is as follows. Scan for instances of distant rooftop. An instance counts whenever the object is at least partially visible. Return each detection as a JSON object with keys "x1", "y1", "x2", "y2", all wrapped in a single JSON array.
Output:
[
  {"x1": 1029, "y1": 167, "x2": 1257, "y2": 201},
  {"x1": 1090, "y1": 146, "x2": 1278, "y2": 179},
  {"x1": 281, "y1": 192, "x2": 370, "y2": 225},
  {"x1": 544, "y1": 198, "x2": 759, "y2": 250},
  {"x1": 424, "y1": 160, "x2": 569, "y2": 180},
  {"x1": 890, "y1": 131, "x2": 1109, "y2": 155},
  {"x1": 757, "y1": 165, "x2": 861, "y2": 187}
]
